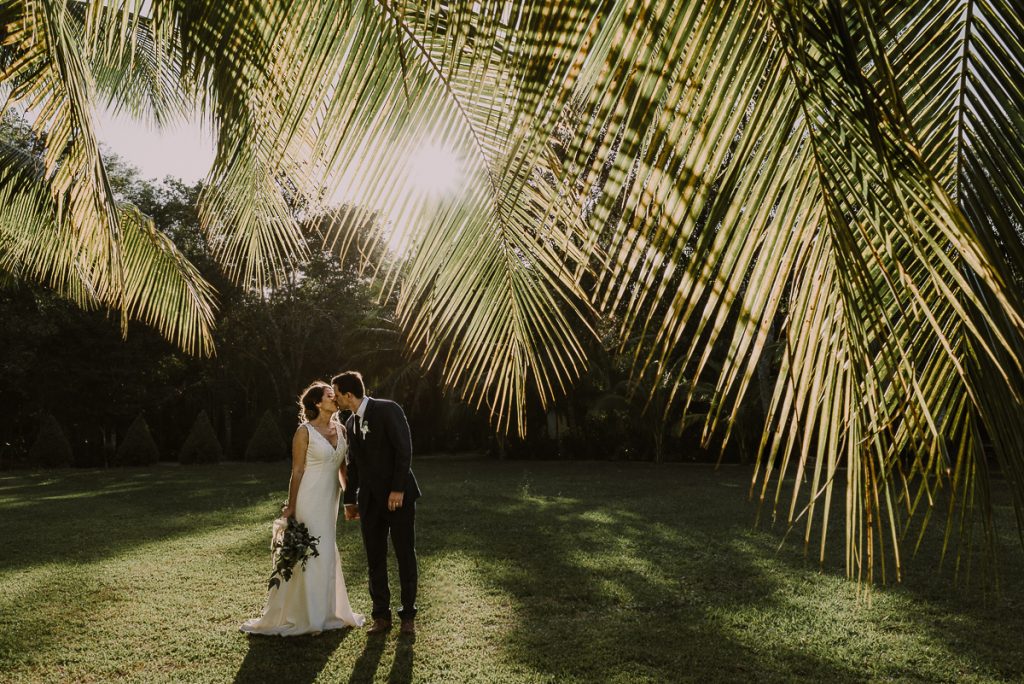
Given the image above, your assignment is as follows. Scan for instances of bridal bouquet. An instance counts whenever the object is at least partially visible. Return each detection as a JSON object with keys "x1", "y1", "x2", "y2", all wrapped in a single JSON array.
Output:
[{"x1": 267, "y1": 515, "x2": 321, "y2": 590}]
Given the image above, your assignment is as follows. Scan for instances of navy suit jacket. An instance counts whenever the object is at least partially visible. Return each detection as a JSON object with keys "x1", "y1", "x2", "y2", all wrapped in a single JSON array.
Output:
[{"x1": 343, "y1": 397, "x2": 421, "y2": 509}]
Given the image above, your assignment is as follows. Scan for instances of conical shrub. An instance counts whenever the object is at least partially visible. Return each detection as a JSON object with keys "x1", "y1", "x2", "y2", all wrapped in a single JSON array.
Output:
[
  {"x1": 245, "y1": 410, "x2": 287, "y2": 462},
  {"x1": 114, "y1": 414, "x2": 160, "y2": 466},
  {"x1": 179, "y1": 410, "x2": 222, "y2": 464},
  {"x1": 27, "y1": 413, "x2": 73, "y2": 468}
]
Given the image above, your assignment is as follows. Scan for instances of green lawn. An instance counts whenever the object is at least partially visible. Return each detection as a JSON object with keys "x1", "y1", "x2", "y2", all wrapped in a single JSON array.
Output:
[{"x1": 1, "y1": 459, "x2": 1022, "y2": 683}]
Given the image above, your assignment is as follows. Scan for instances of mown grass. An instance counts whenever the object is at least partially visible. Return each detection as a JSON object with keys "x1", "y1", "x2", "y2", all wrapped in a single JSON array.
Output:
[{"x1": 0, "y1": 459, "x2": 1022, "y2": 683}]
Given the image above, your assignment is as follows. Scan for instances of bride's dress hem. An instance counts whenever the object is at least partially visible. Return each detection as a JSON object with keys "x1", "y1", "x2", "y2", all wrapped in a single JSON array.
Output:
[{"x1": 239, "y1": 613, "x2": 365, "y2": 637}]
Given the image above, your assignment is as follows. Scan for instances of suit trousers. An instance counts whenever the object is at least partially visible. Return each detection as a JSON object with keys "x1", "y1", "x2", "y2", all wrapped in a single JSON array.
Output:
[{"x1": 360, "y1": 494, "x2": 418, "y2": 620}]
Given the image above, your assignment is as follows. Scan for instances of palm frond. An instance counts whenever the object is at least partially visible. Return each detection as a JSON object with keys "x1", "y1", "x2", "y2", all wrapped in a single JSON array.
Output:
[
  {"x1": 879, "y1": 0, "x2": 1024, "y2": 550},
  {"x1": 82, "y1": 2, "x2": 186, "y2": 127},
  {"x1": 2, "y1": 0, "x2": 124, "y2": 311},
  {"x1": 0, "y1": 138, "x2": 97, "y2": 304},
  {"x1": 0, "y1": 137, "x2": 216, "y2": 354},
  {"x1": 118, "y1": 202, "x2": 216, "y2": 355},
  {"x1": 309, "y1": 1, "x2": 615, "y2": 433},
  {"x1": 1, "y1": 1, "x2": 215, "y2": 354},
  {"x1": 538, "y1": 0, "x2": 1024, "y2": 580}
]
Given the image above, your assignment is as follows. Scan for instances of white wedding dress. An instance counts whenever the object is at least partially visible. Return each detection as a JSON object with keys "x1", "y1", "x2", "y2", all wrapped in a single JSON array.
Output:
[{"x1": 241, "y1": 423, "x2": 365, "y2": 636}]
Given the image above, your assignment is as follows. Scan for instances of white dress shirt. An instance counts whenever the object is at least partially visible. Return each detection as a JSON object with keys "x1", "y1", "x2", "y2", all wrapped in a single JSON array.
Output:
[{"x1": 355, "y1": 395, "x2": 370, "y2": 420}]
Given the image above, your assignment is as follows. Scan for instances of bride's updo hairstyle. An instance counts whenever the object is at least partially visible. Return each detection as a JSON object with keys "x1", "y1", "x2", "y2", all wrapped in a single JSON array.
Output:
[{"x1": 298, "y1": 382, "x2": 331, "y2": 423}]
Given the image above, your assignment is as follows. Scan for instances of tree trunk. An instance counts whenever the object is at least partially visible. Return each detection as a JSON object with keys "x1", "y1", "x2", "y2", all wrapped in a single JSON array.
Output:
[
  {"x1": 222, "y1": 406, "x2": 233, "y2": 459},
  {"x1": 102, "y1": 425, "x2": 116, "y2": 468},
  {"x1": 748, "y1": 324, "x2": 777, "y2": 466}
]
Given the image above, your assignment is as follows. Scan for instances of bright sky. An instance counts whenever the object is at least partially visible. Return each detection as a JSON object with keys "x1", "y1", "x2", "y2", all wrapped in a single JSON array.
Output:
[
  {"x1": 91, "y1": 107, "x2": 466, "y2": 258},
  {"x1": 96, "y1": 106, "x2": 214, "y2": 183}
]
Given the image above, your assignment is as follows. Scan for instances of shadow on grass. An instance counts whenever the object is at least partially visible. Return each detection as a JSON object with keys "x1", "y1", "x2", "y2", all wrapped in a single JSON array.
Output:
[
  {"x1": 0, "y1": 466, "x2": 282, "y2": 574},
  {"x1": 881, "y1": 479, "x2": 1024, "y2": 681},
  {"x1": 419, "y1": 461, "x2": 865, "y2": 682},
  {"x1": 387, "y1": 634, "x2": 415, "y2": 683},
  {"x1": 420, "y1": 461, "x2": 1024, "y2": 682},
  {"x1": 347, "y1": 633, "x2": 385, "y2": 683},
  {"x1": 769, "y1": 470, "x2": 1024, "y2": 681},
  {"x1": 3, "y1": 461, "x2": 1022, "y2": 681},
  {"x1": 234, "y1": 628, "x2": 353, "y2": 684},
  {"x1": 344, "y1": 629, "x2": 413, "y2": 683},
  {"x1": 0, "y1": 467, "x2": 288, "y2": 679}
]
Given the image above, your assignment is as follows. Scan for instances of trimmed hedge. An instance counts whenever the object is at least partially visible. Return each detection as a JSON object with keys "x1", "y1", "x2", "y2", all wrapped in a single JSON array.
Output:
[
  {"x1": 28, "y1": 413, "x2": 73, "y2": 468},
  {"x1": 245, "y1": 410, "x2": 287, "y2": 462},
  {"x1": 179, "y1": 410, "x2": 222, "y2": 464},
  {"x1": 114, "y1": 414, "x2": 160, "y2": 466}
]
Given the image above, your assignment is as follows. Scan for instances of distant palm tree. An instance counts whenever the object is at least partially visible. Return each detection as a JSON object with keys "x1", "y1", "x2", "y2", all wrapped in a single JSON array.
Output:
[{"x1": 1, "y1": 1, "x2": 1022, "y2": 580}]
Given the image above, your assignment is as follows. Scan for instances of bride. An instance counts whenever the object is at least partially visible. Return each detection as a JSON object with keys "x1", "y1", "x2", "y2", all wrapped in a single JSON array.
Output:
[{"x1": 241, "y1": 382, "x2": 365, "y2": 635}]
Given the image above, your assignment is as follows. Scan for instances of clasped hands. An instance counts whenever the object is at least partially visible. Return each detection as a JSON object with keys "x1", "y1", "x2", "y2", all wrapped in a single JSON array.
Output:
[{"x1": 343, "y1": 491, "x2": 404, "y2": 521}]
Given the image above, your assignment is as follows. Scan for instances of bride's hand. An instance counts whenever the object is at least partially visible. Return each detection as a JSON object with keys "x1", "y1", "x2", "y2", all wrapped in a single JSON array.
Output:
[{"x1": 281, "y1": 504, "x2": 295, "y2": 519}]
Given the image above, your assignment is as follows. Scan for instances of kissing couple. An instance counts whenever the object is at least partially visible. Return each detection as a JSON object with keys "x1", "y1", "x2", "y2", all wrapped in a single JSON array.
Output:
[{"x1": 241, "y1": 371, "x2": 422, "y2": 637}]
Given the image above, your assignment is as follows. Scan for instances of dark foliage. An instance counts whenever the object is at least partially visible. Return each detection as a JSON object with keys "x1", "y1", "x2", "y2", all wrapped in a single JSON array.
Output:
[
  {"x1": 27, "y1": 413, "x2": 73, "y2": 468},
  {"x1": 114, "y1": 414, "x2": 160, "y2": 466},
  {"x1": 245, "y1": 410, "x2": 287, "y2": 462},
  {"x1": 179, "y1": 410, "x2": 222, "y2": 464},
  {"x1": 0, "y1": 115, "x2": 747, "y2": 467}
]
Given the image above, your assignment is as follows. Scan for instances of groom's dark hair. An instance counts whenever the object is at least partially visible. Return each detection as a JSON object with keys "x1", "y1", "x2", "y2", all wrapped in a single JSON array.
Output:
[{"x1": 332, "y1": 371, "x2": 365, "y2": 399}]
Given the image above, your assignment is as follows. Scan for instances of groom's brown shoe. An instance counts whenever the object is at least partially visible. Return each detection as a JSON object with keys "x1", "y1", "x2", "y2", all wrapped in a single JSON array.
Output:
[
  {"x1": 400, "y1": 618, "x2": 416, "y2": 635},
  {"x1": 366, "y1": 618, "x2": 392, "y2": 635}
]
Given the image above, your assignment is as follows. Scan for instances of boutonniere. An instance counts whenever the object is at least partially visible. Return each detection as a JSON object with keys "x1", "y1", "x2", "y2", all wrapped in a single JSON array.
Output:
[{"x1": 360, "y1": 420, "x2": 371, "y2": 438}]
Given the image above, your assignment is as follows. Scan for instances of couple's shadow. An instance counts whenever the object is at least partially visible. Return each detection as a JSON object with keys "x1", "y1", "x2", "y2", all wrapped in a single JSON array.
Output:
[
  {"x1": 348, "y1": 632, "x2": 416, "y2": 684},
  {"x1": 232, "y1": 629, "x2": 414, "y2": 684}
]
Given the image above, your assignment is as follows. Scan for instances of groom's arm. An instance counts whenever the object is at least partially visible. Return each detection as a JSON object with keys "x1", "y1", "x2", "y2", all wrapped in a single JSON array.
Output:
[{"x1": 386, "y1": 402, "x2": 413, "y2": 493}]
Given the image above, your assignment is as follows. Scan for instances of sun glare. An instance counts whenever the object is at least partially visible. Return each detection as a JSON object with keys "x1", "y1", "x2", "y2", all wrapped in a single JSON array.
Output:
[
  {"x1": 328, "y1": 140, "x2": 465, "y2": 257},
  {"x1": 406, "y1": 141, "x2": 462, "y2": 198}
]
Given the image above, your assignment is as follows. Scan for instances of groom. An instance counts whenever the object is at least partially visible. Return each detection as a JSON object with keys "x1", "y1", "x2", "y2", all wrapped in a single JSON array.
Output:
[{"x1": 332, "y1": 371, "x2": 421, "y2": 635}]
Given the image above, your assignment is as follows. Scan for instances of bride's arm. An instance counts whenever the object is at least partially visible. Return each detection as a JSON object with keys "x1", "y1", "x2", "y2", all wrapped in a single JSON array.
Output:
[
  {"x1": 338, "y1": 424, "x2": 348, "y2": 490},
  {"x1": 281, "y1": 427, "x2": 308, "y2": 518}
]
